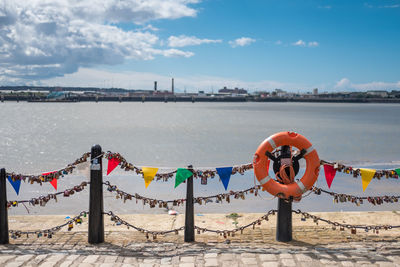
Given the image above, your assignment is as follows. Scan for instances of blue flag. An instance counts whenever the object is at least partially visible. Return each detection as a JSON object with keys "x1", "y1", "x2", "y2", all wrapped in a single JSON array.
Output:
[
  {"x1": 7, "y1": 176, "x2": 21, "y2": 195},
  {"x1": 216, "y1": 167, "x2": 233, "y2": 190}
]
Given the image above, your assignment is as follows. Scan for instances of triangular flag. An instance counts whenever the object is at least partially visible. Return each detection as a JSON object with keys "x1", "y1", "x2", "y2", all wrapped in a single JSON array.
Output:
[
  {"x1": 216, "y1": 167, "x2": 233, "y2": 190},
  {"x1": 50, "y1": 178, "x2": 58, "y2": 191},
  {"x1": 175, "y1": 168, "x2": 193, "y2": 188},
  {"x1": 7, "y1": 176, "x2": 21, "y2": 195},
  {"x1": 142, "y1": 167, "x2": 158, "y2": 188},
  {"x1": 323, "y1": 165, "x2": 336, "y2": 188},
  {"x1": 395, "y1": 168, "x2": 400, "y2": 176},
  {"x1": 42, "y1": 171, "x2": 58, "y2": 190},
  {"x1": 107, "y1": 157, "x2": 120, "y2": 175},
  {"x1": 360, "y1": 168, "x2": 376, "y2": 191}
]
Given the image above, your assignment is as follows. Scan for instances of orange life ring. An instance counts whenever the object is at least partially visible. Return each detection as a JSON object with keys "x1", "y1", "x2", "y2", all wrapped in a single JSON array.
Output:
[{"x1": 253, "y1": 132, "x2": 320, "y2": 199}]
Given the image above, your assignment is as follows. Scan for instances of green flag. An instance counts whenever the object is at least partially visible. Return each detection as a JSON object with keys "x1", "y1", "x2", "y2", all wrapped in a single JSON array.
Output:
[
  {"x1": 395, "y1": 168, "x2": 400, "y2": 176},
  {"x1": 175, "y1": 168, "x2": 193, "y2": 188}
]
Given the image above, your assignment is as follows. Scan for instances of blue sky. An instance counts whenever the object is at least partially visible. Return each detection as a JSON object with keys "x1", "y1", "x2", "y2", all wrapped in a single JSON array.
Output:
[{"x1": 1, "y1": 0, "x2": 399, "y2": 92}]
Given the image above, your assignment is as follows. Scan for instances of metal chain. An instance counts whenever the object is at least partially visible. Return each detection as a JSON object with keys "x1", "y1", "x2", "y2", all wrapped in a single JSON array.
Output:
[
  {"x1": 9, "y1": 211, "x2": 88, "y2": 239},
  {"x1": 293, "y1": 209, "x2": 400, "y2": 234},
  {"x1": 103, "y1": 211, "x2": 185, "y2": 240},
  {"x1": 311, "y1": 186, "x2": 400, "y2": 205},
  {"x1": 6, "y1": 152, "x2": 91, "y2": 184},
  {"x1": 7, "y1": 182, "x2": 89, "y2": 209},
  {"x1": 104, "y1": 181, "x2": 262, "y2": 208}
]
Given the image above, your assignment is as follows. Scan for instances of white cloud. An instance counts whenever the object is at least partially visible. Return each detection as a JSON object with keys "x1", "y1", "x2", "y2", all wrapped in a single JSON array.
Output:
[
  {"x1": 334, "y1": 78, "x2": 400, "y2": 91},
  {"x1": 308, "y1": 41, "x2": 319, "y2": 47},
  {"x1": 381, "y1": 4, "x2": 400, "y2": 8},
  {"x1": 318, "y1": 5, "x2": 331, "y2": 9},
  {"x1": 275, "y1": 40, "x2": 282, "y2": 45},
  {"x1": 168, "y1": 35, "x2": 222, "y2": 47},
  {"x1": 293, "y1": 40, "x2": 306, "y2": 46},
  {"x1": 293, "y1": 40, "x2": 319, "y2": 47},
  {"x1": 0, "y1": 0, "x2": 199, "y2": 83},
  {"x1": 229, "y1": 37, "x2": 256, "y2": 48}
]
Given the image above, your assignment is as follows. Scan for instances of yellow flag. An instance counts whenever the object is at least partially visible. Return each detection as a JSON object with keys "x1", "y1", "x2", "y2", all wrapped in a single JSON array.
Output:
[
  {"x1": 360, "y1": 168, "x2": 376, "y2": 191},
  {"x1": 142, "y1": 167, "x2": 158, "y2": 188}
]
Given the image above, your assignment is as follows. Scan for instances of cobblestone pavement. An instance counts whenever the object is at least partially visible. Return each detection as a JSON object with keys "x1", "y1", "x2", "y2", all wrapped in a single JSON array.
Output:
[{"x1": 1, "y1": 227, "x2": 400, "y2": 267}]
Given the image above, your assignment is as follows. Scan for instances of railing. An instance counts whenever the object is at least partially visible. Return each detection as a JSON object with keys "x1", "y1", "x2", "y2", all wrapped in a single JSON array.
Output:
[{"x1": 1, "y1": 145, "x2": 400, "y2": 245}]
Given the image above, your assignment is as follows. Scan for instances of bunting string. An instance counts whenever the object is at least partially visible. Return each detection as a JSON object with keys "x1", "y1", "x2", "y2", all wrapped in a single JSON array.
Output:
[
  {"x1": 7, "y1": 182, "x2": 89, "y2": 209},
  {"x1": 321, "y1": 160, "x2": 399, "y2": 180},
  {"x1": 105, "y1": 151, "x2": 253, "y2": 182}
]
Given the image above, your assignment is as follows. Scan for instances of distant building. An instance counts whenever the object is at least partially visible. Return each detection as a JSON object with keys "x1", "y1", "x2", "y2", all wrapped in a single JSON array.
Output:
[
  {"x1": 313, "y1": 88, "x2": 318, "y2": 95},
  {"x1": 366, "y1": 90, "x2": 388, "y2": 97},
  {"x1": 198, "y1": 90, "x2": 206, "y2": 96},
  {"x1": 274, "y1": 89, "x2": 287, "y2": 97},
  {"x1": 218, "y1": 87, "x2": 248, "y2": 95}
]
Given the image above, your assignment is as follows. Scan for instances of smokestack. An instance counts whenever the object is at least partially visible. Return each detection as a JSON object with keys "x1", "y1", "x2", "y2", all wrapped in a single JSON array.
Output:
[
  {"x1": 154, "y1": 81, "x2": 157, "y2": 91},
  {"x1": 172, "y1": 78, "x2": 174, "y2": 95}
]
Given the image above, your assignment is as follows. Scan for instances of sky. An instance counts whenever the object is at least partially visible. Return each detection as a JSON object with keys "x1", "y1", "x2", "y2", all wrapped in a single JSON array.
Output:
[{"x1": 0, "y1": 0, "x2": 399, "y2": 92}]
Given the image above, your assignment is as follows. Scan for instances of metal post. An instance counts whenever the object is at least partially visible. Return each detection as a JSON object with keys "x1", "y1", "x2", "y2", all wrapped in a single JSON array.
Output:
[
  {"x1": 0, "y1": 168, "x2": 9, "y2": 244},
  {"x1": 184, "y1": 166, "x2": 194, "y2": 242},
  {"x1": 88, "y1": 145, "x2": 104, "y2": 244},
  {"x1": 276, "y1": 198, "x2": 292, "y2": 242}
]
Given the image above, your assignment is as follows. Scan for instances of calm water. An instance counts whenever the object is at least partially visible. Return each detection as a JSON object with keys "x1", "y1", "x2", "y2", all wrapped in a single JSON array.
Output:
[{"x1": 1, "y1": 102, "x2": 399, "y2": 215}]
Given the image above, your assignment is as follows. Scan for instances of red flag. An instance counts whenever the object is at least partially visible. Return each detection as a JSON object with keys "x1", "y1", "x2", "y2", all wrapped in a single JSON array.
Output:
[
  {"x1": 50, "y1": 178, "x2": 58, "y2": 191},
  {"x1": 323, "y1": 165, "x2": 336, "y2": 188},
  {"x1": 107, "y1": 158, "x2": 120, "y2": 175}
]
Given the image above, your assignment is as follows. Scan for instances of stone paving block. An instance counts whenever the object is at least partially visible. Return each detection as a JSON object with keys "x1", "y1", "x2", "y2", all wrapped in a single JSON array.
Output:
[
  {"x1": 241, "y1": 253, "x2": 256, "y2": 258},
  {"x1": 220, "y1": 253, "x2": 235, "y2": 261},
  {"x1": 143, "y1": 259, "x2": 158, "y2": 264},
  {"x1": 123, "y1": 257, "x2": 138, "y2": 264},
  {"x1": 179, "y1": 263, "x2": 195, "y2": 267},
  {"x1": 259, "y1": 254, "x2": 277, "y2": 261},
  {"x1": 82, "y1": 255, "x2": 100, "y2": 263},
  {"x1": 281, "y1": 258, "x2": 296, "y2": 267},
  {"x1": 45, "y1": 254, "x2": 65, "y2": 263},
  {"x1": 100, "y1": 263, "x2": 121, "y2": 267},
  {"x1": 242, "y1": 257, "x2": 258, "y2": 265},
  {"x1": 222, "y1": 261, "x2": 239, "y2": 267},
  {"x1": 295, "y1": 254, "x2": 312, "y2": 262},
  {"x1": 160, "y1": 257, "x2": 172, "y2": 264},
  {"x1": 39, "y1": 262, "x2": 58, "y2": 267},
  {"x1": 14, "y1": 255, "x2": 34, "y2": 262},
  {"x1": 160, "y1": 265, "x2": 173, "y2": 267},
  {"x1": 341, "y1": 261, "x2": 355, "y2": 267},
  {"x1": 262, "y1": 262, "x2": 279, "y2": 267},
  {"x1": 103, "y1": 256, "x2": 118, "y2": 263},
  {"x1": 180, "y1": 256, "x2": 195, "y2": 262},
  {"x1": 73, "y1": 263, "x2": 94, "y2": 267},
  {"x1": 0, "y1": 255, "x2": 16, "y2": 264},
  {"x1": 138, "y1": 264, "x2": 154, "y2": 267},
  {"x1": 205, "y1": 258, "x2": 219, "y2": 267},
  {"x1": 279, "y1": 253, "x2": 293, "y2": 259},
  {"x1": 65, "y1": 255, "x2": 80, "y2": 262},
  {"x1": 376, "y1": 262, "x2": 396, "y2": 267},
  {"x1": 204, "y1": 253, "x2": 218, "y2": 259},
  {"x1": 59, "y1": 261, "x2": 73, "y2": 267}
]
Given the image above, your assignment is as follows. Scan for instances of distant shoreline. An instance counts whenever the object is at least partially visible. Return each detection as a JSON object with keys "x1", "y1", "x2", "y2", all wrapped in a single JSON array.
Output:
[{"x1": 1, "y1": 95, "x2": 400, "y2": 104}]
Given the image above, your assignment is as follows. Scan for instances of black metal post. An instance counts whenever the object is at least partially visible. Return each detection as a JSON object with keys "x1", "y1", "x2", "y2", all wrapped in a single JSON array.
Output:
[
  {"x1": 0, "y1": 168, "x2": 9, "y2": 244},
  {"x1": 184, "y1": 166, "x2": 195, "y2": 242},
  {"x1": 276, "y1": 198, "x2": 292, "y2": 242},
  {"x1": 88, "y1": 145, "x2": 104, "y2": 244}
]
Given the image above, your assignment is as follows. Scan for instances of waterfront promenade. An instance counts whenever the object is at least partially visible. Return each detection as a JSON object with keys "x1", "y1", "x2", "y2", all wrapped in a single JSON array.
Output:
[{"x1": 2, "y1": 211, "x2": 400, "y2": 266}]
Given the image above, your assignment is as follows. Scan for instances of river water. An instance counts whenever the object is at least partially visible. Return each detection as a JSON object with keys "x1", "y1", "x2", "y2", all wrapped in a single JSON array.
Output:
[{"x1": 1, "y1": 102, "x2": 399, "y2": 215}]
